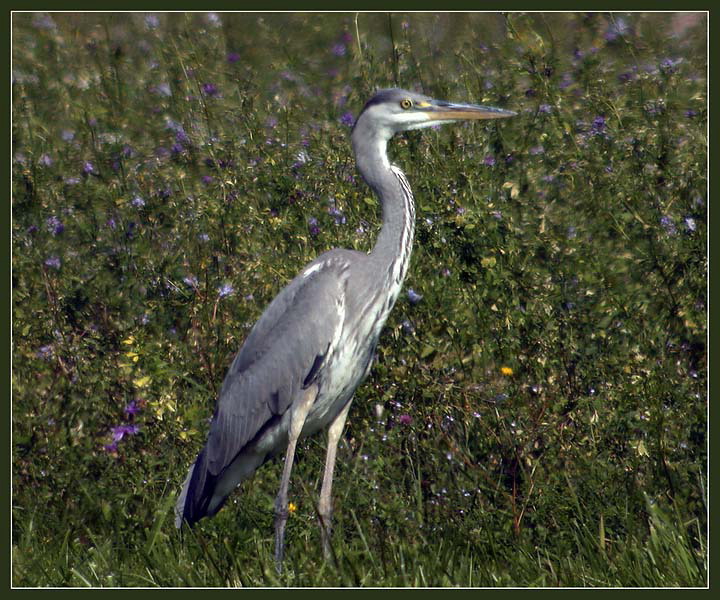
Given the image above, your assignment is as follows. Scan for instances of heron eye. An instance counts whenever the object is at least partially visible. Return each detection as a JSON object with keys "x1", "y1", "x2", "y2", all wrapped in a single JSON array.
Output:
[{"x1": 400, "y1": 98, "x2": 412, "y2": 110}]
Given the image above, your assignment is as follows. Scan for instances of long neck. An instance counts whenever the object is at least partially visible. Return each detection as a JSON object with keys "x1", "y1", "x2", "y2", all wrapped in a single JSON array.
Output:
[{"x1": 353, "y1": 134, "x2": 416, "y2": 281}]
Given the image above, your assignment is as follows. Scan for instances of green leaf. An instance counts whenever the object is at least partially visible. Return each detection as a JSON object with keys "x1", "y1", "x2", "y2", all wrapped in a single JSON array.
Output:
[{"x1": 420, "y1": 344, "x2": 436, "y2": 359}]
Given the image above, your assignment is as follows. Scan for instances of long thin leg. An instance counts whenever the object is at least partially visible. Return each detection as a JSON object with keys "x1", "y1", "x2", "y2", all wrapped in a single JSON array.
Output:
[
  {"x1": 318, "y1": 398, "x2": 352, "y2": 559},
  {"x1": 274, "y1": 385, "x2": 317, "y2": 572}
]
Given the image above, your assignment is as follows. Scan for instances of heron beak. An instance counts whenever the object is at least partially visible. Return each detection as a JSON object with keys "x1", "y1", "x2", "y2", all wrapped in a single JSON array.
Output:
[{"x1": 420, "y1": 100, "x2": 516, "y2": 121}]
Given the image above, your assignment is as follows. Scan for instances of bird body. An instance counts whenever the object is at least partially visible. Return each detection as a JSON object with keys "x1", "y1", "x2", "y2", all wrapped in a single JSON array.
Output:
[
  {"x1": 175, "y1": 88, "x2": 514, "y2": 567},
  {"x1": 176, "y1": 228, "x2": 412, "y2": 525}
]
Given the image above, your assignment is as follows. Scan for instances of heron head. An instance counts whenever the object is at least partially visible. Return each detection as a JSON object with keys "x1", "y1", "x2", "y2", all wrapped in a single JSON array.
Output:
[{"x1": 354, "y1": 88, "x2": 516, "y2": 140}]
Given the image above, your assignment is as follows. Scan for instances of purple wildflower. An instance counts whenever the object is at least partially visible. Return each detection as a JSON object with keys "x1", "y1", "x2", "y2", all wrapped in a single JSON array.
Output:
[
  {"x1": 103, "y1": 442, "x2": 118, "y2": 453},
  {"x1": 44, "y1": 256, "x2": 61, "y2": 269},
  {"x1": 61, "y1": 130, "x2": 75, "y2": 142},
  {"x1": 643, "y1": 100, "x2": 665, "y2": 117},
  {"x1": 483, "y1": 155, "x2": 496, "y2": 167},
  {"x1": 107, "y1": 218, "x2": 116, "y2": 229},
  {"x1": 83, "y1": 161, "x2": 95, "y2": 174},
  {"x1": 398, "y1": 414, "x2": 413, "y2": 425},
  {"x1": 144, "y1": 14, "x2": 159, "y2": 30},
  {"x1": 201, "y1": 175, "x2": 214, "y2": 185},
  {"x1": 328, "y1": 206, "x2": 346, "y2": 225},
  {"x1": 660, "y1": 215, "x2": 677, "y2": 236},
  {"x1": 604, "y1": 17, "x2": 630, "y2": 41},
  {"x1": 32, "y1": 13, "x2": 57, "y2": 30},
  {"x1": 111, "y1": 424, "x2": 140, "y2": 442},
  {"x1": 183, "y1": 275, "x2": 199, "y2": 288},
  {"x1": 529, "y1": 145, "x2": 545, "y2": 156},
  {"x1": 124, "y1": 400, "x2": 141, "y2": 417},
  {"x1": 39, "y1": 154, "x2": 53, "y2": 167},
  {"x1": 339, "y1": 112, "x2": 355, "y2": 127},
  {"x1": 227, "y1": 52, "x2": 241, "y2": 63},
  {"x1": 538, "y1": 104, "x2": 552, "y2": 114},
  {"x1": 131, "y1": 196, "x2": 145, "y2": 208},
  {"x1": 151, "y1": 82, "x2": 172, "y2": 97},
  {"x1": 684, "y1": 109, "x2": 698, "y2": 119},
  {"x1": 684, "y1": 217, "x2": 697, "y2": 232},
  {"x1": 559, "y1": 73, "x2": 573, "y2": 89},
  {"x1": 46, "y1": 215, "x2": 64, "y2": 235},
  {"x1": 591, "y1": 116, "x2": 607, "y2": 136},
  {"x1": 218, "y1": 283, "x2": 235, "y2": 298},
  {"x1": 401, "y1": 319, "x2": 415, "y2": 335},
  {"x1": 294, "y1": 150, "x2": 310, "y2": 167},
  {"x1": 37, "y1": 345, "x2": 53, "y2": 360},
  {"x1": 201, "y1": 83, "x2": 219, "y2": 97},
  {"x1": 331, "y1": 43, "x2": 346, "y2": 57},
  {"x1": 407, "y1": 289, "x2": 423, "y2": 304},
  {"x1": 308, "y1": 217, "x2": 320, "y2": 237},
  {"x1": 659, "y1": 58, "x2": 681, "y2": 75},
  {"x1": 165, "y1": 119, "x2": 183, "y2": 133}
]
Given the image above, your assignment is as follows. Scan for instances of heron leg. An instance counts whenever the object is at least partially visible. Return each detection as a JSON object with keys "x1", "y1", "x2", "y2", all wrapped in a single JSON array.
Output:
[
  {"x1": 318, "y1": 398, "x2": 352, "y2": 560},
  {"x1": 274, "y1": 385, "x2": 317, "y2": 571}
]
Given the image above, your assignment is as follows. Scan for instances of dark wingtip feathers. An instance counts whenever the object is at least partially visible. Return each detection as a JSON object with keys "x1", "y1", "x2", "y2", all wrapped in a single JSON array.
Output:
[{"x1": 175, "y1": 449, "x2": 223, "y2": 528}]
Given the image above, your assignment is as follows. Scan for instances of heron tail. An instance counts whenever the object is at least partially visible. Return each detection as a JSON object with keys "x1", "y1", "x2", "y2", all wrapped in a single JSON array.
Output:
[{"x1": 175, "y1": 448, "x2": 226, "y2": 528}]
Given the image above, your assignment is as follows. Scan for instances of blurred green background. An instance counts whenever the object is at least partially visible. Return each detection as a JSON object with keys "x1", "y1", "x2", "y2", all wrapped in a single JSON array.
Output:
[{"x1": 12, "y1": 12, "x2": 706, "y2": 586}]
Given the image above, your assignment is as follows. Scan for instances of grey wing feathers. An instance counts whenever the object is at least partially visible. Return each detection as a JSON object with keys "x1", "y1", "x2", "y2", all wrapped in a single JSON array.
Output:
[{"x1": 203, "y1": 260, "x2": 348, "y2": 475}]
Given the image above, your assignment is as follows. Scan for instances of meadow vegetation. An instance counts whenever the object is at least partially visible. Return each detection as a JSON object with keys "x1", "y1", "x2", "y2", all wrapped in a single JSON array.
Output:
[{"x1": 12, "y1": 12, "x2": 707, "y2": 586}]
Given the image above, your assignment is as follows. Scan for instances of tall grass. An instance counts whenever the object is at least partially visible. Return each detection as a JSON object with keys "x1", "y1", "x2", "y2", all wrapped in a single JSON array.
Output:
[{"x1": 12, "y1": 12, "x2": 706, "y2": 587}]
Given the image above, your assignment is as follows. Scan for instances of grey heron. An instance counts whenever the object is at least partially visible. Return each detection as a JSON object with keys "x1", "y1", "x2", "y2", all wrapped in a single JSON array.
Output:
[{"x1": 175, "y1": 88, "x2": 515, "y2": 568}]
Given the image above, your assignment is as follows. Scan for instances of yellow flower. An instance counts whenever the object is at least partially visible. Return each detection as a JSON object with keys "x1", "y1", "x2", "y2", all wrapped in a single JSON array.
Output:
[
  {"x1": 133, "y1": 375, "x2": 152, "y2": 388},
  {"x1": 288, "y1": 502, "x2": 297, "y2": 514},
  {"x1": 500, "y1": 366, "x2": 514, "y2": 376}
]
